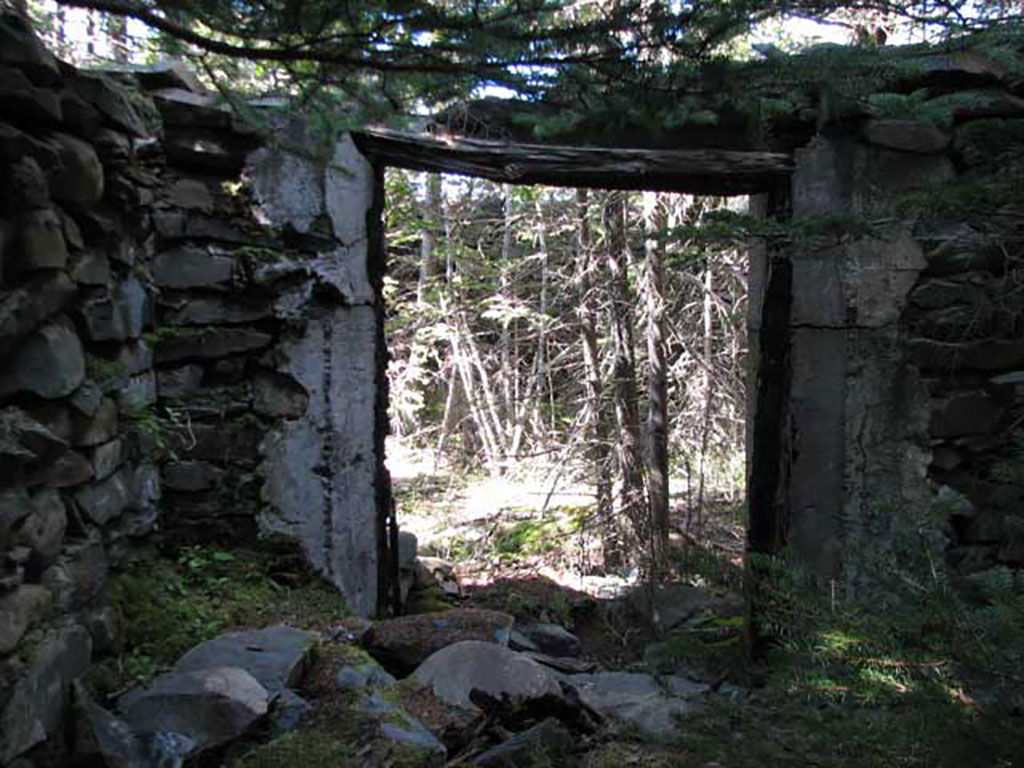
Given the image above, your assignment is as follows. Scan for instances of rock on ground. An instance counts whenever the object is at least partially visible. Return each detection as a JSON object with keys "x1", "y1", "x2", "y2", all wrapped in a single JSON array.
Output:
[
  {"x1": 413, "y1": 640, "x2": 563, "y2": 711},
  {"x1": 564, "y1": 671, "x2": 709, "y2": 741},
  {"x1": 471, "y1": 717, "x2": 574, "y2": 767},
  {"x1": 174, "y1": 624, "x2": 316, "y2": 696},
  {"x1": 118, "y1": 666, "x2": 269, "y2": 754},
  {"x1": 363, "y1": 608, "x2": 514, "y2": 673}
]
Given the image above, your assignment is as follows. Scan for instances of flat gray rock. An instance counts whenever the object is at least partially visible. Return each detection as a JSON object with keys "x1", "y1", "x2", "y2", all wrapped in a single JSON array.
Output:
[
  {"x1": 119, "y1": 666, "x2": 268, "y2": 754},
  {"x1": 413, "y1": 640, "x2": 562, "y2": 711},
  {"x1": 174, "y1": 625, "x2": 316, "y2": 696},
  {"x1": 565, "y1": 671, "x2": 709, "y2": 740},
  {"x1": 472, "y1": 718, "x2": 573, "y2": 767}
]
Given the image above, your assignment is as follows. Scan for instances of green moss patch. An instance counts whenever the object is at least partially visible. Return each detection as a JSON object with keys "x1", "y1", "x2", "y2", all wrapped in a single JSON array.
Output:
[{"x1": 85, "y1": 544, "x2": 348, "y2": 695}]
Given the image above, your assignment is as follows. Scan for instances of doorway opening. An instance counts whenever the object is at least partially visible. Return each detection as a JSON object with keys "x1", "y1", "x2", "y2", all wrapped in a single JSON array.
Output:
[{"x1": 381, "y1": 167, "x2": 755, "y2": 632}]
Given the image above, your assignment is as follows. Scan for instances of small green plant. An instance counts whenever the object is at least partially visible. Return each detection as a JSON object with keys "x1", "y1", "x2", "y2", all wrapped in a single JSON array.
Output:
[{"x1": 122, "y1": 405, "x2": 191, "y2": 460}]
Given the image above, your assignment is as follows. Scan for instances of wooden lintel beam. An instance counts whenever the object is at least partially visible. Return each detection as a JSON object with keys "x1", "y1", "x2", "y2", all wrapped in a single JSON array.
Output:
[{"x1": 352, "y1": 127, "x2": 793, "y2": 195}]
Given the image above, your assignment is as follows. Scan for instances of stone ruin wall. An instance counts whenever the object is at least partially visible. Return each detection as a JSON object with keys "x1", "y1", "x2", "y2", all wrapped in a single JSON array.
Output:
[
  {"x1": 2, "y1": 9, "x2": 1024, "y2": 764},
  {"x1": 0, "y1": 13, "x2": 388, "y2": 764},
  {"x1": 772, "y1": 52, "x2": 1024, "y2": 582}
]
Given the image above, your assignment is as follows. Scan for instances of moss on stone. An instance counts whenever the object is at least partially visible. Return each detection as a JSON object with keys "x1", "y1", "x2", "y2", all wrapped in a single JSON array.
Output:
[{"x1": 83, "y1": 544, "x2": 349, "y2": 696}]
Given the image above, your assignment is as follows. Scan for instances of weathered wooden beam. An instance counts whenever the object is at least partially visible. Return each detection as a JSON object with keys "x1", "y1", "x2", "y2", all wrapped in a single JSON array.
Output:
[{"x1": 352, "y1": 127, "x2": 792, "y2": 195}]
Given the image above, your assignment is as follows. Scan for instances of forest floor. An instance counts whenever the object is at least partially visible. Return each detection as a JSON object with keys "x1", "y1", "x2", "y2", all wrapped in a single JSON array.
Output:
[
  {"x1": 388, "y1": 439, "x2": 1024, "y2": 768},
  {"x1": 84, "y1": 441, "x2": 1024, "y2": 767}
]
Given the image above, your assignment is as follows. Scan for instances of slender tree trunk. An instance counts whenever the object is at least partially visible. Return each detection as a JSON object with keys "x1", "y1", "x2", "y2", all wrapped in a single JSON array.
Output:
[
  {"x1": 643, "y1": 192, "x2": 670, "y2": 571},
  {"x1": 575, "y1": 189, "x2": 611, "y2": 569},
  {"x1": 604, "y1": 192, "x2": 645, "y2": 570},
  {"x1": 696, "y1": 254, "x2": 715, "y2": 529},
  {"x1": 499, "y1": 183, "x2": 515, "y2": 445},
  {"x1": 533, "y1": 195, "x2": 551, "y2": 441}
]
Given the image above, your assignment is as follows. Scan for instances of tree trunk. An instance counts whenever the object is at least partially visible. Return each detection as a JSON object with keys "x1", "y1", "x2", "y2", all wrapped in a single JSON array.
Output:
[
  {"x1": 643, "y1": 192, "x2": 670, "y2": 571},
  {"x1": 604, "y1": 192, "x2": 645, "y2": 570},
  {"x1": 575, "y1": 189, "x2": 611, "y2": 571}
]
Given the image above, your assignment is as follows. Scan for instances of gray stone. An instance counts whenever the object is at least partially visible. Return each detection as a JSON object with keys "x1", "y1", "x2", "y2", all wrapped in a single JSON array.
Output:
[
  {"x1": 269, "y1": 689, "x2": 310, "y2": 736},
  {"x1": 73, "y1": 397, "x2": 118, "y2": 447},
  {"x1": 80, "y1": 278, "x2": 149, "y2": 341},
  {"x1": 50, "y1": 132, "x2": 104, "y2": 206},
  {"x1": 365, "y1": 609, "x2": 514, "y2": 673},
  {"x1": 0, "y1": 584, "x2": 51, "y2": 654},
  {"x1": 154, "y1": 327, "x2": 273, "y2": 364},
  {"x1": 91, "y1": 128, "x2": 131, "y2": 166},
  {"x1": 413, "y1": 641, "x2": 563, "y2": 711},
  {"x1": 74, "y1": 466, "x2": 131, "y2": 525},
  {"x1": 167, "y1": 178, "x2": 215, "y2": 212},
  {"x1": 9, "y1": 156, "x2": 50, "y2": 210},
  {"x1": 909, "y1": 338, "x2": 1024, "y2": 372},
  {"x1": 15, "y1": 487, "x2": 66, "y2": 565},
  {"x1": 471, "y1": 718, "x2": 573, "y2": 768},
  {"x1": 565, "y1": 671, "x2": 707, "y2": 740},
  {"x1": 0, "y1": 66, "x2": 61, "y2": 127},
  {"x1": 91, "y1": 439, "x2": 123, "y2": 480},
  {"x1": 70, "y1": 379, "x2": 103, "y2": 417},
  {"x1": 154, "y1": 88, "x2": 232, "y2": 129},
  {"x1": 162, "y1": 295, "x2": 274, "y2": 326},
  {"x1": 335, "y1": 663, "x2": 397, "y2": 692},
  {"x1": 119, "y1": 666, "x2": 268, "y2": 754},
  {"x1": 0, "y1": 123, "x2": 60, "y2": 175},
  {"x1": 930, "y1": 392, "x2": 1003, "y2": 437},
  {"x1": 11, "y1": 208, "x2": 67, "y2": 279},
  {"x1": 0, "y1": 15, "x2": 62, "y2": 86},
  {"x1": 114, "y1": 371, "x2": 157, "y2": 411},
  {"x1": 0, "y1": 318, "x2": 84, "y2": 399},
  {"x1": 0, "y1": 271, "x2": 77, "y2": 360},
  {"x1": 0, "y1": 623, "x2": 92, "y2": 765},
  {"x1": 74, "y1": 679, "x2": 194, "y2": 768},
  {"x1": 175, "y1": 625, "x2": 316, "y2": 696},
  {"x1": 165, "y1": 132, "x2": 248, "y2": 174},
  {"x1": 71, "y1": 251, "x2": 112, "y2": 286},
  {"x1": 860, "y1": 119, "x2": 950, "y2": 154},
  {"x1": 157, "y1": 364, "x2": 204, "y2": 399},
  {"x1": 114, "y1": 339, "x2": 155, "y2": 376},
  {"x1": 101, "y1": 59, "x2": 208, "y2": 94},
  {"x1": 625, "y1": 583, "x2": 717, "y2": 631},
  {"x1": 162, "y1": 460, "x2": 219, "y2": 492},
  {"x1": 60, "y1": 88, "x2": 102, "y2": 137},
  {"x1": 74, "y1": 72, "x2": 148, "y2": 136},
  {"x1": 253, "y1": 371, "x2": 309, "y2": 418},
  {"x1": 257, "y1": 306, "x2": 381, "y2": 617},
  {"x1": 152, "y1": 245, "x2": 234, "y2": 289},
  {"x1": 0, "y1": 488, "x2": 33, "y2": 551},
  {"x1": 518, "y1": 622, "x2": 582, "y2": 658},
  {"x1": 0, "y1": 407, "x2": 66, "y2": 487},
  {"x1": 356, "y1": 691, "x2": 446, "y2": 766},
  {"x1": 28, "y1": 449, "x2": 93, "y2": 488},
  {"x1": 61, "y1": 539, "x2": 109, "y2": 610}
]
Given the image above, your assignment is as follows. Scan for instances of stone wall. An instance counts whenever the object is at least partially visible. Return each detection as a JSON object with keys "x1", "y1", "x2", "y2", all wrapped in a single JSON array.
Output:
[
  {"x1": 766, "y1": 51, "x2": 1024, "y2": 583},
  {"x1": 0, "y1": 13, "x2": 388, "y2": 765}
]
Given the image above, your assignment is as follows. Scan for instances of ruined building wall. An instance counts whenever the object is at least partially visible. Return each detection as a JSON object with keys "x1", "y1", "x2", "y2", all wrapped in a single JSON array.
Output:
[
  {"x1": 0, "y1": 14, "x2": 387, "y2": 764},
  {"x1": 766, "y1": 53, "x2": 1024, "y2": 582}
]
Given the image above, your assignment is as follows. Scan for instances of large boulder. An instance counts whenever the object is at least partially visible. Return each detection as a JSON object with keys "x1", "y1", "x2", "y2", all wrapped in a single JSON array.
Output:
[
  {"x1": 0, "y1": 584, "x2": 51, "y2": 654},
  {"x1": 174, "y1": 625, "x2": 317, "y2": 696},
  {"x1": 118, "y1": 666, "x2": 269, "y2": 754},
  {"x1": 412, "y1": 640, "x2": 562, "y2": 711},
  {"x1": 0, "y1": 318, "x2": 84, "y2": 399},
  {"x1": 564, "y1": 672, "x2": 708, "y2": 740},
  {"x1": 0, "y1": 623, "x2": 92, "y2": 765},
  {"x1": 364, "y1": 609, "x2": 514, "y2": 673}
]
